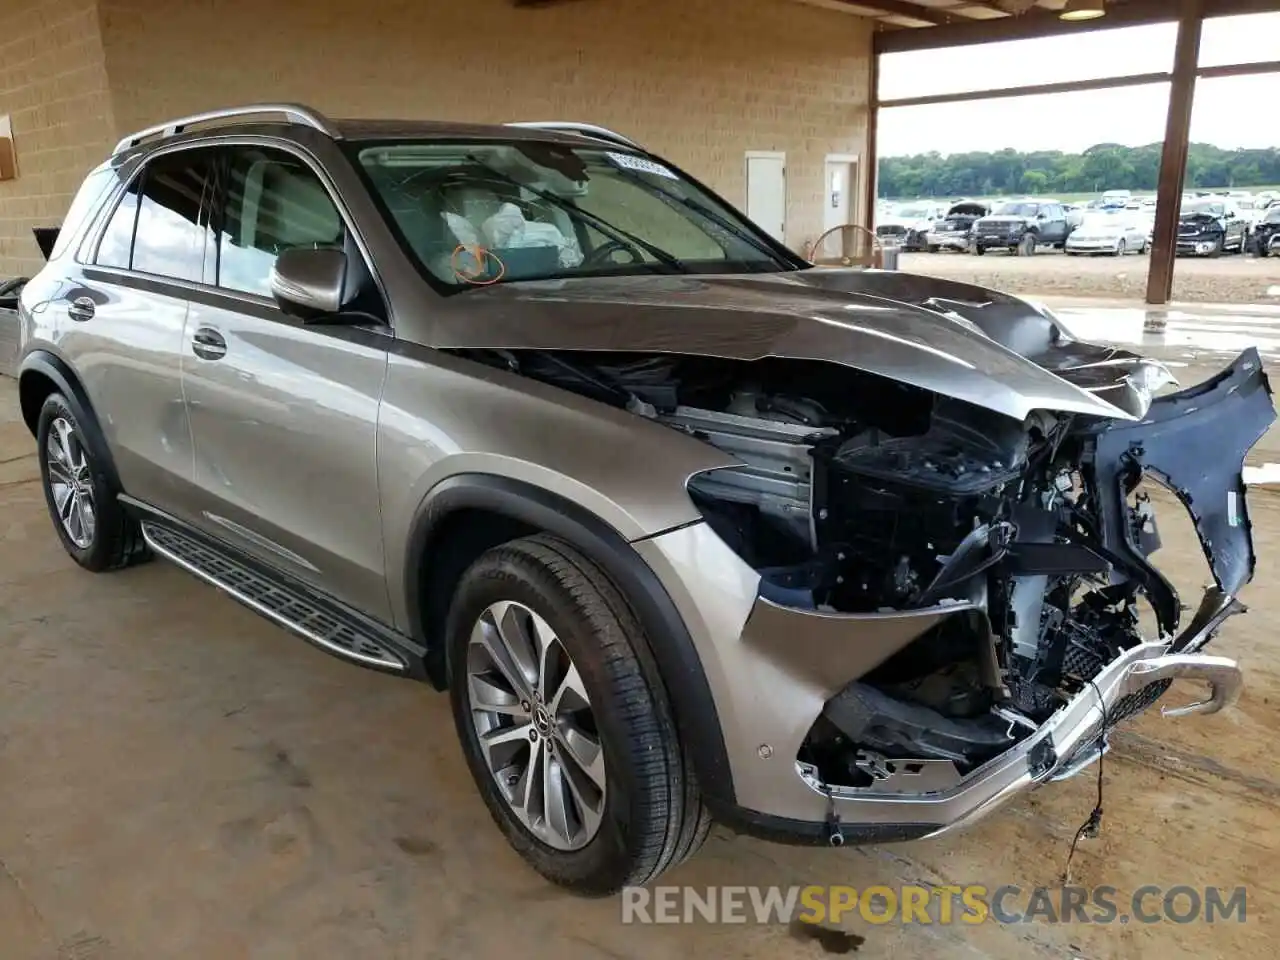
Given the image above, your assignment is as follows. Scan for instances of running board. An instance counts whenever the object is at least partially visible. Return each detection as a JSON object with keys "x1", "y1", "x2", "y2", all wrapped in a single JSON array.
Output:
[{"x1": 141, "y1": 521, "x2": 410, "y2": 673}]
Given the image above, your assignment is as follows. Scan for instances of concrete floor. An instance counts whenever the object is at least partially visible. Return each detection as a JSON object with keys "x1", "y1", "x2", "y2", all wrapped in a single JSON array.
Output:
[{"x1": 3, "y1": 325, "x2": 1280, "y2": 958}]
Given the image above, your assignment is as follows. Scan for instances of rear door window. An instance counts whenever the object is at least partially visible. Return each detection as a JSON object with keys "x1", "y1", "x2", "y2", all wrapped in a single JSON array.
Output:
[{"x1": 131, "y1": 150, "x2": 214, "y2": 282}]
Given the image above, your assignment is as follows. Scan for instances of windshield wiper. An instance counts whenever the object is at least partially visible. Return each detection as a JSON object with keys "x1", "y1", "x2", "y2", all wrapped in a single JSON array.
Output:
[{"x1": 463, "y1": 156, "x2": 690, "y2": 274}]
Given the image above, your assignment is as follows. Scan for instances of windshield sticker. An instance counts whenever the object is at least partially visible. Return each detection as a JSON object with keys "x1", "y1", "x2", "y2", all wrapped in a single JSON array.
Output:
[{"x1": 606, "y1": 152, "x2": 678, "y2": 180}]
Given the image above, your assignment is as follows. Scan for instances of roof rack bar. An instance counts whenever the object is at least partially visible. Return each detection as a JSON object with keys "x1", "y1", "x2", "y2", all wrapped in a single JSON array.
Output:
[
  {"x1": 505, "y1": 121, "x2": 640, "y2": 149},
  {"x1": 113, "y1": 102, "x2": 338, "y2": 155}
]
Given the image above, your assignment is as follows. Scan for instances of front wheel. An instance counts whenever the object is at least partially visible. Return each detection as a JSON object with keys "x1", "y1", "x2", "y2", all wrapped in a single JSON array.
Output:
[
  {"x1": 1017, "y1": 233, "x2": 1037, "y2": 256},
  {"x1": 36, "y1": 393, "x2": 149, "y2": 571},
  {"x1": 446, "y1": 534, "x2": 708, "y2": 896},
  {"x1": 1114, "y1": 239, "x2": 1127, "y2": 257}
]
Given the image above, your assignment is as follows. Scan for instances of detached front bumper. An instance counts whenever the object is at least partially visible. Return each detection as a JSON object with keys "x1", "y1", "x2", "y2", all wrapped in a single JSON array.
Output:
[{"x1": 928, "y1": 231, "x2": 971, "y2": 250}]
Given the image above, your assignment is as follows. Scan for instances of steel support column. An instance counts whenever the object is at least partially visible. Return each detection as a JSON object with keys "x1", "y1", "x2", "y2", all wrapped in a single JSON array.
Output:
[
  {"x1": 1146, "y1": 0, "x2": 1206, "y2": 305},
  {"x1": 863, "y1": 51, "x2": 880, "y2": 237}
]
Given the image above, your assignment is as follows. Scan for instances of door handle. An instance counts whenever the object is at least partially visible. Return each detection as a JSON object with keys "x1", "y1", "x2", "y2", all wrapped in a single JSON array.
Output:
[
  {"x1": 67, "y1": 296, "x2": 95, "y2": 322},
  {"x1": 192, "y1": 326, "x2": 227, "y2": 360}
]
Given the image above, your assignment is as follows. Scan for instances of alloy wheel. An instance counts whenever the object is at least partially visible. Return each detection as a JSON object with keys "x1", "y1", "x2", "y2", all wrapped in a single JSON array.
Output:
[
  {"x1": 45, "y1": 417, "x2": 96, "y2": 549},
  {"x1": 465, "y1": 600, "x2": 607, "y2": 851}
]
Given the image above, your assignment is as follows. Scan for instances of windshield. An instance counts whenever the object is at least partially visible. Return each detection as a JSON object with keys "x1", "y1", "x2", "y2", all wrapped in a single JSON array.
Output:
[
  {"x1": 992, "y1": 202, "x2": 1038, "y2": 217},
  {"x1": 1265, "y1": 206, "x2": 1280, "y2": 224},
  {"x1": 1079, "y1": 212, "x2": 1125, "y2": 229},
  {"x1": 894, "y1": 204, "x2": 933, "y2": 219},
  {"x1": 353, "y1": 140, "x2": 796, "y2": 289},
  {"x1": 1183, "y1": 199, "x2": 1225, "y2": 216}
]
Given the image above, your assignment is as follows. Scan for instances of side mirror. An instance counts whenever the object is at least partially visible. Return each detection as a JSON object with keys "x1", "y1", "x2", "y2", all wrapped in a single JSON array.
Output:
[{"x1": 269, "y1": 247, "x2": 347, "y2": 319}]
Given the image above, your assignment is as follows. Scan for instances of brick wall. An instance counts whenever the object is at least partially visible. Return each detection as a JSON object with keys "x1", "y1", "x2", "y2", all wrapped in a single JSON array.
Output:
[
  {"x1": 98, "y1": 0, "x2": 872, "y2": 253},
  {"x1": 0, "y1": 0, "x2": 872, "y2": 277},
  {"x1": 0, "y1": 0, "x2": 116, "y2": 278}
]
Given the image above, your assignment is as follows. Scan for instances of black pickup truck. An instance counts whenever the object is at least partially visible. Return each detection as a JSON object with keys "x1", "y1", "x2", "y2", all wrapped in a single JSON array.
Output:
[{"x1": 971, "y1": 199, "x2": 1071, "y2": 256}]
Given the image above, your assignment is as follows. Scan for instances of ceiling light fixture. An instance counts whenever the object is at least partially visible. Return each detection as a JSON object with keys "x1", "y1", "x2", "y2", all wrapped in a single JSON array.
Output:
[{"x1": 1060, "y1": 0, "x2": 1106, "y2": 21}]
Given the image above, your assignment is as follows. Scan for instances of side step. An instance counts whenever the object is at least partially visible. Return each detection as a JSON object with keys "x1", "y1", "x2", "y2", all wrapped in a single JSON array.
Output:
[{"x1": 141, "y1": 521, "x2": 411, "y2": 673}]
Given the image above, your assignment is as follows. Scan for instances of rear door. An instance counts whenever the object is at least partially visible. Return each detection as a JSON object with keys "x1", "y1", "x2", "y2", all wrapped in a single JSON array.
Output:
[
  {"x1": 1042, "y1": 204, "x2": 1068, "y2": 243},
  {"x1": 72, "y1": 148, "x2": 216, "y2": 517},
  {"x1": 180, "y1": 143, "x2": 392, "y2": 620}
]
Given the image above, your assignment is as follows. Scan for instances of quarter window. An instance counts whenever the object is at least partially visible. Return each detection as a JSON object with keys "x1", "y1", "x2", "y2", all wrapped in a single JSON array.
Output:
[
  {"x1": 216, "y1": 146, "x2": 345, "y2": 297},
  {"x1": 94, "y1": 178, "x2": 140, "y2": 270}
]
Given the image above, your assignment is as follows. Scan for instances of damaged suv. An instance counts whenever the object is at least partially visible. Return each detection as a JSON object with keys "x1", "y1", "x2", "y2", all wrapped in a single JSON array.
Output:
[{"x1": 18, "y1": 104, "x2": 1275, "y2": 896}]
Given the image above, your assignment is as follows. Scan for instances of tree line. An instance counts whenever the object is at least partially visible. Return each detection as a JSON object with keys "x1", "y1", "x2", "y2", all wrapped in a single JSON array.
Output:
[{"x1": 879, "y1": 143, "x2": 1280, "y2": 199}]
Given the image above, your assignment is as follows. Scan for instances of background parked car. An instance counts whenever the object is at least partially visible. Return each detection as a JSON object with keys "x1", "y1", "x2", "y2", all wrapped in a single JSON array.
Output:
[
  {"x1": 1176, "y1": 197, "x2": 1248, "y2": 256},
  {"x1": 971, "y1": 199, "x2": 1070, "y2": 256},
  {"x1": 1065, "y1": 210, "x2": 1150, "y2": 256},
  {"x1": 1251, "y1": 202, "x2": 1280, "y2": 257},
  {"x1": 876, "y1": 202, "x2": 946, "y2": 251},
  {"x1": 925, "y1": 200, "x2": 989, "y2": 252}
]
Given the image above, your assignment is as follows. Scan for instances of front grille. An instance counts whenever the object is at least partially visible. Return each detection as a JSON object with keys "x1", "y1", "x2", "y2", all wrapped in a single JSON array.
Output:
[
  {"x1": 1109, "y1": 679, "x2": 1173, "y2": 725},
  {"x1": 876, "y1": 224, "x2": 907, "y2": 237}
]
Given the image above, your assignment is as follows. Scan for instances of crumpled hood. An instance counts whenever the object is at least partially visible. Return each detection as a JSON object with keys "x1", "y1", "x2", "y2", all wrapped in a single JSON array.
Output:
[{"x1": 432, "y1": 271, "x2": 1136, "y2": 423}]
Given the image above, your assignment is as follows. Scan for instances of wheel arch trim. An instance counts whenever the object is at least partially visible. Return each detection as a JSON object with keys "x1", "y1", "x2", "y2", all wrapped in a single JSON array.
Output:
[
  {"x1": 18, "y1": 349, "x2": 123, "y2": 491},
  {"x1": 404, "y1": 472, "x2": 735, "y2": 804}
]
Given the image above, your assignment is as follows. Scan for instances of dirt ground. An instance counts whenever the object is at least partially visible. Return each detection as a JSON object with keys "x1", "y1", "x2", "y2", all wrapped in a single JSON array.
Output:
[
  {"x1": 2, "y1": 363, "x2": 1279, "y2": 959},
  {"x1": 900, "y1": 250, "x2": 1280, "y2": 304}
]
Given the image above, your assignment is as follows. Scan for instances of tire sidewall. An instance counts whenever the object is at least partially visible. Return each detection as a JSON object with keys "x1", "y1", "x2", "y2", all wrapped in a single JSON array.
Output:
[
  {"x1": 445, "y1": 550, "x2": 658, "y2": 894},
  {"x1": 36, "y1": 394, "x2": 115, "y2": 570}
]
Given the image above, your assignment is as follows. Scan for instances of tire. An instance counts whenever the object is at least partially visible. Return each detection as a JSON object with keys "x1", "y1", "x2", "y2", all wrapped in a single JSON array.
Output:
[
  {"x1": 446, "y1": 534, "x2": 708, "y2": 896},
  {"x1": 36, "y1": 393, "x2": 149, "y2": 572},
  {"x1": 974, "y1": 245, "x2": 986, "y2": 256},
  {"x1": 1114, "y1": 240, "x2": 1127, "y2": 257},
  {"x1": 927, "y1": 245, "x2": 939, "y2": 253},
  {"x1": 1017, "y1": 233, "x2": 1037, "y2": 257},
  {"x1": 1209, "y1": 236, "x2": 1224, "y2": 258}
]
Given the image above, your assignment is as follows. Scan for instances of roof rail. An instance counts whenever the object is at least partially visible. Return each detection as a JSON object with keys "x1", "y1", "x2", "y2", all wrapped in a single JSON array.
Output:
[
  {"x1": 505, "y1": 121, "x2": 640, "y2": 150},
  {"x1": 113, "y1": 103, "x2": 339, "y2": 155}
]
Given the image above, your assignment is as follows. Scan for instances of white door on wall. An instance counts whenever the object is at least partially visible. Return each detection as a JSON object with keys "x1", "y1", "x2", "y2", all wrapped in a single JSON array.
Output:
[
  {"x1": 824, "y1": 156, "x2": 858, "y2": 233},
  {"x1": 745, "y1": 152, "x2": 786, "y2": 243}
]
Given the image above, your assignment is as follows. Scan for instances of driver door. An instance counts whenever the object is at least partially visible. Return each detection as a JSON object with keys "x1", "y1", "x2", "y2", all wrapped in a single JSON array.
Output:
[{"x1": 180, "y1": 144, "x2": 393, "y2": 621}]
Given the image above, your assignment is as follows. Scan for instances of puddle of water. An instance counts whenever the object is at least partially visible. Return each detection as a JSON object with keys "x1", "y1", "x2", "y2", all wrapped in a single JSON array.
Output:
[
  {"x1": 1055, "y1": 306, "x2": 1280, "y2": 359},
  {"x1": 1243, "y1": 463, "x2": 1280, "y2": 485}
]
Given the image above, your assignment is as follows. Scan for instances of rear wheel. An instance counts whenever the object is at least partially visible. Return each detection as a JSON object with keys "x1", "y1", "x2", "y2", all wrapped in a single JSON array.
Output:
[
  {"x1": 446, "y1": 534, "x2": 708, "y2": 895},
  {"x1": 36, "y1": 393, "x2": 149, "y2": 572}
]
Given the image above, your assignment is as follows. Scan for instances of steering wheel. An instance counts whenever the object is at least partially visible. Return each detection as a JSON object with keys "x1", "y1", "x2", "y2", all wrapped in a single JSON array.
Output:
[{"x1": 583, "y1": 239, "x2": 644, "y2": 268}]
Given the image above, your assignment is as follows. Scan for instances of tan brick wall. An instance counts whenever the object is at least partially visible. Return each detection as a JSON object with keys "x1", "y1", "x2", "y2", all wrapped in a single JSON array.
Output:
[
  {"x1": 0, "y1": 0, "x2": 116, "y2": 277},
  {"x1": 0, "y1": 0, "x2": 871, "y2": 277},
  {"x1": 98, "y1": 0, "x2": 872, "y2": 253}
]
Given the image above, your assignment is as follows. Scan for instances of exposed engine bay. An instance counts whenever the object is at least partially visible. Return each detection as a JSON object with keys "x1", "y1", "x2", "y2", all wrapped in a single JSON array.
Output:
[{"x1": 462, "y1": 337, "x2": 1274, "y2": 795}]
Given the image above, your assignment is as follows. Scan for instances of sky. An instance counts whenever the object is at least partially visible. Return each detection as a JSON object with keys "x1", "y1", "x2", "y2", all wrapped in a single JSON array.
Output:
[{"x1": 878, "y1": 12, "x2": 1280, "y2": 157}]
